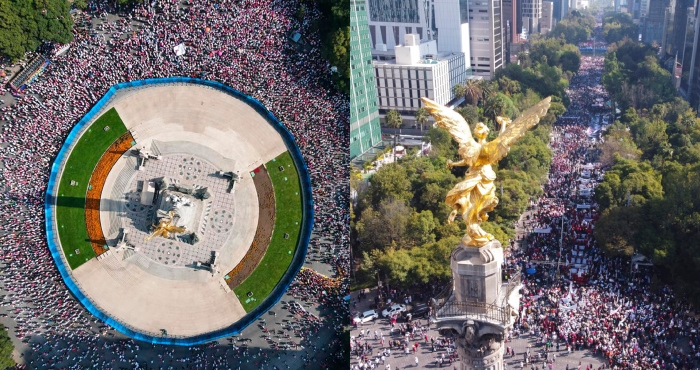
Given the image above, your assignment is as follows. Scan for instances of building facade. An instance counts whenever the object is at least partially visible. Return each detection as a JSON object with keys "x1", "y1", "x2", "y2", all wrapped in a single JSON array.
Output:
[
  {"x1": 351, "y1": 0, "x2": 383, "y2": 158},
  {"x1": 521, "y1": 0, "x2": 542, "y2": 36},
  {"x1": 541, "y1": 1, "x2": 554, "y2": 33},
  {"x1": 467, "y1": 0, "x2": 505, "y2": 78},
  {"x1": 374, "y1": 37, "x2": 467, "y2": 115}
]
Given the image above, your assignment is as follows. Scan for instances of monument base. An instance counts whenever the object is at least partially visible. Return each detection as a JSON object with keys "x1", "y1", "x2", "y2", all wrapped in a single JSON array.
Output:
[
  {"x1": 451, "y1": 240, "x2": 503, "y2": 304},
  {"x1": 458, "y1": 343, "x2": 504, "y2": 370},
  {"x1": 448, "y1": 240, "x2": 506, "y2": 370}
]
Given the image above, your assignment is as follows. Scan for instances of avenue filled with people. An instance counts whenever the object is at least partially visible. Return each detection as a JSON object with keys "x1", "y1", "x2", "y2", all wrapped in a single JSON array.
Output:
[
  {"x1": 0, "y1": 0, "x2": 349, "y2": 368},
  {"x1": 507, "y1": 56, "x2": 700, "y2": 369}
]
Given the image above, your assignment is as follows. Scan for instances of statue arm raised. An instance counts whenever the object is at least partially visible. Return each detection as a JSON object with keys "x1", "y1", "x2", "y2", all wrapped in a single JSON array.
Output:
[{"x1": 447, "y1": 158, "x2": 470, "y2": 169}]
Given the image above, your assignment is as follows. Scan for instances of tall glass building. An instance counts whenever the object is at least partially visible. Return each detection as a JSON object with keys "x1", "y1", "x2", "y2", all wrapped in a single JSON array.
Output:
[{"x1": 351, "y1": 0, "x2": 382, "y2": 158}]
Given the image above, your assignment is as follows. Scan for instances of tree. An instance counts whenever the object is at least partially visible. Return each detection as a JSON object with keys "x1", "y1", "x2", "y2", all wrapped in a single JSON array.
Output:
[
  {"x1": 595, "y1": 156, "x2": 663, "y2": 210},
  {"x1": 455, "y1": 105, "x2": 479, "y2": 125},
  {"x1": 452, "y1": 83, "x2": 466, "y2": 104},
  {"x1": 594, "y1": 206, "x2": 642, "y2": 257},
  {"x1": 0, "y1": 0, "x2": 74, "y2": 61},
  {"x1": 73, "y1": 0, "x2": 88, "y2": 9},
  {"x1": 317, "y1": 0, "x2": 350, "y2": 93},
  {"x1": 414, "y1": 107, "x2": 430, "y2": 132},
  {"x1": 497, "y1": 77, "x2": 521, "y2": 97},
  {"x1": 385, "y1": 110, "x2": 403, "y2": 150},
  {"x1": 600, "y1": 122, "x2": 641, "y2": 167},
  {"x1": 483, "y1": 93, "x2": 516, "y2": 126},
  {"x1": 366, "y1": 163, "x2": 413, "y2": 208},
  {"x1": 354, "y1": 199, "x2": 411, "y2": 252},
  {"x1": 0, "y1": 1, "x2": 26, "y2": 61},
  {"x1": 0, "y1": 324, "x2": 14, "y2": 369},
  {"x1": 425, "y1": 126, "x2": 457, "y2": 158},
  {"x1": 603, "y1": 12, "x2": 638, "y2": 43},
  {"x1": 464, "y1": 79, "x2": 483, "y2": 106}
]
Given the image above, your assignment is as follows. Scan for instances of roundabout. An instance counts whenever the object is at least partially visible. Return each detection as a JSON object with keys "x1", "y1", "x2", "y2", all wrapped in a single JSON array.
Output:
[{"x1": 45, "y1": 79, "x2": 313, "y2": 345}]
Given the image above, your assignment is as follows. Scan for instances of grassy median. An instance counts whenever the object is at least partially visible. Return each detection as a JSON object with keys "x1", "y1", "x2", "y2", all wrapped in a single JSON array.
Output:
[
  {"x1": 55, "y1": 108, "x2": 128, "y2": 269},
  {"x1": 234, "y1": 151, "x2": 304, "y2": 312}
]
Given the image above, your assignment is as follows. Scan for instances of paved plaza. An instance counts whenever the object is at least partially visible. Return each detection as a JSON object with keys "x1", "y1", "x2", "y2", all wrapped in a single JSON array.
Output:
[
  {"x1": 59, "y1": 83, "x2": 289, "y2": 337},
  {"x1": 350, "y1": 288, "x2": 605, "y2": 370}
]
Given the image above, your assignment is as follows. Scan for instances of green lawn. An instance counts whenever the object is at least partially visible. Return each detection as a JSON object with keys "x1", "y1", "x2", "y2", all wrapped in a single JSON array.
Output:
[
  {"x1": 234, "y1": 151, "x2": 304, "y2": 312},
  {"x1": 55, "y1": 108, "x2": 129, "y2": 270}
]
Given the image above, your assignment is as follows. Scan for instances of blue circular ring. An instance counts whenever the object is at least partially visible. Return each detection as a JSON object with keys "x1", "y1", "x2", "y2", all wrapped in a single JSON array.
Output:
[{"x1": 45, "y1": 78, "x2": 313, "y2": 345}]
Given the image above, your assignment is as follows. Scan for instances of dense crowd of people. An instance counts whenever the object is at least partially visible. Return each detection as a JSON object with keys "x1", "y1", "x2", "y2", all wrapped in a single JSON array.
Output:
[
  {"x1": 505, "y1": 56, "x2": 700, "y2": 369},
  {"x1": 0, "y1": 0, "x2": 348, "y2": 368}
]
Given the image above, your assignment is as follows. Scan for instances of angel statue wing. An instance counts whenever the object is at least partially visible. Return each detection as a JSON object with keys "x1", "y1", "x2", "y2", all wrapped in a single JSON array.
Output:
[
  {"x1": 486, "y1": 96, "x2": 552, "y2": 163},
  {"x1": 421, "y1": 97, "x2": 480, "y2": 164}
]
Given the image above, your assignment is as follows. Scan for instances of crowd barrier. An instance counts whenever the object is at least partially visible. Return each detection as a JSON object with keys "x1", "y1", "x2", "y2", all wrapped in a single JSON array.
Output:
[{"x1": 45, "y1": 78, "x2": 314, "y2": 345}]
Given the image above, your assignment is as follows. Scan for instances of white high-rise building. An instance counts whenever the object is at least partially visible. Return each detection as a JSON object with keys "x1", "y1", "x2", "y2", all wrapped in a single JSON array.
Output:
[
  {"x1": 366, "y1": 0, "x2": 504, "y2": 80},
  {"x1": 467, "y1": 0, "x2": 505, "y2": 79},
  {"x1": 366, "y1": 0, "x2": 433, "y2": 50},
  {"x1": 521, "y1": 0, "x2": 542, "y2": 35},
  {"x1": 374, "y1": 35, "x2": 468, "y2": 115},
  {"x1": 366, "y1": 0, "x2": 472, "y2": 76}
]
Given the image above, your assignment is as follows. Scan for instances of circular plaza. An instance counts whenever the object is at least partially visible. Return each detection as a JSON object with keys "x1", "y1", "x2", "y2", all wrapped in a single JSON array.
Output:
[{"x1": 45, "y1": 79, "x2": 312, "y2": 345}]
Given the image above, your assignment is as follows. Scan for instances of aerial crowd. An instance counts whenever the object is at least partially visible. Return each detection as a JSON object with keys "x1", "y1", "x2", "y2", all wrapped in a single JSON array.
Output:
[
  {"x1": 504, "y1": 56, "x2": 700, "y2": 369},
  {"x1": 0, "y1": 0, "x2": 348, "y2": 368}
]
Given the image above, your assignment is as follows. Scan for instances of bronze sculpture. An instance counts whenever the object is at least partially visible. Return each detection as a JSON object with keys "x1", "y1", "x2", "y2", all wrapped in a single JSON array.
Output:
[
  {"x1": 420, "y1": 96, "x2": 551, "y2": 247},
  {"x1": 145, "y1": 211, "x2": 186, "y2": 241}
]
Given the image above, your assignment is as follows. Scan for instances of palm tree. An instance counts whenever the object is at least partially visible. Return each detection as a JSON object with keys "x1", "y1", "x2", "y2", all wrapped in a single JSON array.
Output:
[
  {"x1": 452, "y1": 83, "x2": 466, "y2": 103},
  {"x1": 385, "y1": 110, "x2": 403, "y2": 149},
  {"x1": 483, "y1": 94, "x2": 507, "y2": 127},
  {"x1": 455, "y1": 106, "x2": 479, "y2": 125},
  {"x1": 463, "y1": 79, "x2": 482, "y2": 106},
  {"x1": 453, "y1": 80, "x2": 482, "y2": 106},
  {"x1": 479, "y1": 80, "x2": 496, "y2": 103},
  {"x1": 414, "y1": 107, "x2": 430, "y2": 132}
]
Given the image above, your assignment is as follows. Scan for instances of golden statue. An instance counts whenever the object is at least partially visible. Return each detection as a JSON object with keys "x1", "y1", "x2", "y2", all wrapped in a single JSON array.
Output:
[
  {"x1": 145, "y1": 211, "x2": 186, "y2": 241},
  {"x1": 421, "y1": 96, "x2": 551, "y2": 247}
]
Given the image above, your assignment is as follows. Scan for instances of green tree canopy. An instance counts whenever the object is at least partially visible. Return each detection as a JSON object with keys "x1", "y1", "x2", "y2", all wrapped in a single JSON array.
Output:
[
  {"x1": 602, "y1": 12, "x2": 638, "y2": 43},
  {"x1": 0, "y1": 0, "x2": 74, "y2": 61},
  {"x1": 595, "y1": 156, "x2": 663, "y2": 210}
]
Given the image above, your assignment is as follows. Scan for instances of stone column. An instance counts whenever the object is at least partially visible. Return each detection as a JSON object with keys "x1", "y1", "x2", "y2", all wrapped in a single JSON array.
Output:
[
  {"x1": 458, "y1": 343, "x2": 505, "y2": 370},
  {"x1": 451, "y1": 240, "x2": 503, "y2": 304},
  {"x1": 450, "y1": 240, "x2": 507, "y2": 370}
]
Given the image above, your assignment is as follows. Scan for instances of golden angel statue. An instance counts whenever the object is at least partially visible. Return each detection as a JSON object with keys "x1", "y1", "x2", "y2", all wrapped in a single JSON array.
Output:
[
  {"x1": 145, "y1": 211, "x2": 186, "y2": 241},
  {"x1": 420, "y1": 96, "x2": 551, "y2": 247}
]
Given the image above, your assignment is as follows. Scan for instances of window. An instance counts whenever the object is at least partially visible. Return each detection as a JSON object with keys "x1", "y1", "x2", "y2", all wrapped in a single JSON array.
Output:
[{"x1": 479, "y1": 9, "x2": 487, "y2": 12}]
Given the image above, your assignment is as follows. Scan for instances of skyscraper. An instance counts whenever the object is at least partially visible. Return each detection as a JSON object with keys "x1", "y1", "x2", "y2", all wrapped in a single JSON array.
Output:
[
  {"x1": 521, "y1": 0, "x2": 542, "y2": 36},
  {"x1": 465, "y1": 0, "x2": 505, "y2": 79},
  {"x1": 351, "y1": 0, "x2": 383, "y2": 158}
]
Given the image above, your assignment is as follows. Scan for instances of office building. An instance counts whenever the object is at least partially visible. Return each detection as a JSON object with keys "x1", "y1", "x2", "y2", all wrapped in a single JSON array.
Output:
[
  {"x1": 521, "y1": 0, "x2": 542, "y2": 36},
  {"x1": 541, "y1": 1, "x2": 554, "y2": 33},
  {"x1": 351, "y1": 0, "x2": 383, "y2": 158},
  {"x1": 374, "y1": 35, "x2": 467, "y2": 116},
  {"x1": 467, "y1": 0, "x2": 505, "y2": 78}
]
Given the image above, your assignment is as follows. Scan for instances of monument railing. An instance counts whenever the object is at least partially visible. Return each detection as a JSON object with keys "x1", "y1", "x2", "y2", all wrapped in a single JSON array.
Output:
[
  {"x1": 499, "y1": 270, "x2": 521, "y2": 307},
  {"x1": 431, "y1": 279, "x2": 453, "y2": 312},
  {"x1": 436, "y1": 300, "x2": 509, "y2": 327}
]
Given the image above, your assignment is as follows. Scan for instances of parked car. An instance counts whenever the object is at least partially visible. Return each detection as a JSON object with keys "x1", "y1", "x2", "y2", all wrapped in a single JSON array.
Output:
[
  {"x1": 381, "y1": 304, "x2": 407, "y2": 318},
  {"x1": 353, "y1": 310, "x2": 379, "y2": 324},
  {"x1": 402, "y1": 303, "x2": 430, "y2": 319}
]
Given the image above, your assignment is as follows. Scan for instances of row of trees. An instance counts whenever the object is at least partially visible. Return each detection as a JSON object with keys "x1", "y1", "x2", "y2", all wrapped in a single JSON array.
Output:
[
  {"x1": 0, "y1": 0, "x2": 74, "y2": 61},
  {"x1": 603, "y1": 39, "x2": 677, "y2": 112},
  {"x1": 594, "y1": 44, "x2": 700, "y2": 303},
  {"x1": 602, "y1": 12, "x2": 637, "y2": 44},
  {"x1": 316, "y1": 0, "x2": 350, "y2": 94},
  {"x1": 353, "y1": 73, "x2": 568, "y2": 288},
  {"x1": 549, "y1": 10, "x2": 596, "y2": 45}
]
